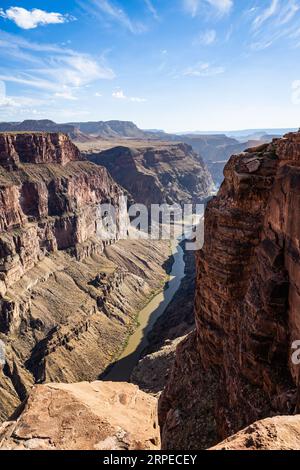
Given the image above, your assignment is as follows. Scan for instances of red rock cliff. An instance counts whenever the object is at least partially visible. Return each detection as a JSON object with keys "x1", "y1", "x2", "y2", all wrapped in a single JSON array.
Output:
[
  {"x1": 0, "y1": 132, "x2": 81, "y2": 169},
  {"x1": 0, "y1": 133, "x2": 121, "y2": 419},
  {"x1": 0, "y1": 133, "x2": 172, "y2": 423},
  {"x1": 0, "y1": 133, "x2": 122, "y2": 297},
  {"x1": 159, "y1": 131, "x2": 300, "y2": 449}
]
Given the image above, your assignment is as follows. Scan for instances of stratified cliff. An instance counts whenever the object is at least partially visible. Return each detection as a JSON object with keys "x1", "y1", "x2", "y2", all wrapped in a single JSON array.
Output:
[
  {"x1": 86, "y1": 143, "x2": 214, "y2": 206},
  {"x1": 159, "y1": 131, "x2": 300, "y2": 449},
  {"x1": 0, "y1": 132, "x2": 170, "y2": 421}
]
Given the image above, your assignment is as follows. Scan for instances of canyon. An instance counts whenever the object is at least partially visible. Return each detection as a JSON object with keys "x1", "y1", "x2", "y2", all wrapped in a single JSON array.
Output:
[
  {"x1": 0, "y1": 119, "x2": 286, "y2": 187},
  {"x1": 1, "y1": 129, "x2": 300, "y2": 451},
  {"x1": 85, "y1": 142, "x2": 214, "y2": 206},
  {"x1": 0, "y1": 132, "x2": 172, "y2": 422},
  {"x1": 159, "y1": 130, "x2": 300, "y2": 449}
]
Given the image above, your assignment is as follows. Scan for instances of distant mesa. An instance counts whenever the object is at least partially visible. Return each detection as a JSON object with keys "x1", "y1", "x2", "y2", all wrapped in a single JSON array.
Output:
[{"x1": 0, "y1": 119, "x2": 294, "y2": 186}]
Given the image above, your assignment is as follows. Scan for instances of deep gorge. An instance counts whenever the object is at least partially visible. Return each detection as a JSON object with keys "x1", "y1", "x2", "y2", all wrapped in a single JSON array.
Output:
[{"x1": 1, "y1": 130, "x2": 300, "y2": 451}]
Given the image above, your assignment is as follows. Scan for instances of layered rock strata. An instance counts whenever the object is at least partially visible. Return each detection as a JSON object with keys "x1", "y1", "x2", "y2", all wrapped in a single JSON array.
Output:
[
  {"x1": 86, "y1": 143, "x2": 214, "y2": 206},
  {"x1": 159, "y1": 131, "x2": 300, "y2": 449},
  {"x1": 0, "y1": 133, "x2": 170, "y2": 421}
]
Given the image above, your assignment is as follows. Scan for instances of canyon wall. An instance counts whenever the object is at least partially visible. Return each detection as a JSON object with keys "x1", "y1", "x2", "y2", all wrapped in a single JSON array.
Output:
[
  {"x1": 159, "y1": 131, "x2": 300, "y2": 449},
  {"x1": 0, "y1": 132, "x2": 170, "y2": 421},
  {"x1": 87, "y1": 143, "x2": 214, "y2": 206}
]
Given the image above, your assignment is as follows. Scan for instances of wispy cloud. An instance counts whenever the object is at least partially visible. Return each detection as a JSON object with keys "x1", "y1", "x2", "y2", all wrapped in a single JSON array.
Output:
[
  {"x1": 250, "y1": 0, "x2": 300, "y2": 49},
  {"x1": 112, "y1": 89, "x2": 146, "y2": 102},
  {"x1": 144, "y1": 0, "x2": 160, "y2": 20},
  {"x1": 183, "y1": 62, "x2": 225, "y2": 77},
  {"x1": 194, "y1": 29, "x2": 217, "y2": 45},
  {"x1": 252, "y1": 0, "x2": 279, "y2": 30},
  {"x1": 184, "y1": 0, "x2": 233, "y2": 17},
  {"x1": 0, "y1": 7, "x2": 74, "y2": 30},
  {"x1": 0, "y1": 30, "x2": 115, "y2": 100},
  {"x1": 78, "y1": 0, "x2": 146, "y2": 34},
  {"x1": 292, "y1": 80, "x2": 300, "y2": 104},
  {"x1": 0, "y1": 80, "x2": 46, "y2": 108},
  {"x1": 54, "y1": 91, "x2": 78, "y2": 101}
]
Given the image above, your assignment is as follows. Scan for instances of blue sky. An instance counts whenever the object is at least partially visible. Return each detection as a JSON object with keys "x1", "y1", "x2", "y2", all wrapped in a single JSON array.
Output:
[{"x1": 0, "y1": 0, "x2": 299, "y2": 131}]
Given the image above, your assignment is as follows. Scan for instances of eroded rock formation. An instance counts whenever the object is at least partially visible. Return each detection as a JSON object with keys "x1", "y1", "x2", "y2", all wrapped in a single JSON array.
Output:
[
  {"x1": 86, "y1": 143, "x2": 214, "y2": 206},
  {"x1": 159, "y1": 131, "x2": 300, "y2": 449},
  {"x1": 211, "y1": 416, "x2": 300, "y2": 450},
  {"x1": 0, "y1": 381, "x2": 160, "y2": 450},
  {"x1": 0, "y1": 132, "x2": 170, "y2": 422}
]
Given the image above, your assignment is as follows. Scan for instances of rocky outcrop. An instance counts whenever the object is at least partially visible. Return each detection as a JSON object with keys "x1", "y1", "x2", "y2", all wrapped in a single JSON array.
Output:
[
  {"x1": 159, "y1": 131, "x2": 300, "y2": 449},
  {"x1": 86, "y1": 143, "x2": 214, "y2": 206},
  {"x1": 211, "y1": 416, "x2": 300, "y2": 450},
  {"x1": 0, "y1": 133, "x2": 171, "y2": 422},
  {"x1": 180, "y1": 134, "x2": 275, "y2": 186},
  {"x1": 0, "y1": 381, "x2": 160, "y2": 450},
  {"x1": 0, "y1": 132, "x2": 82, "y2": 168}
]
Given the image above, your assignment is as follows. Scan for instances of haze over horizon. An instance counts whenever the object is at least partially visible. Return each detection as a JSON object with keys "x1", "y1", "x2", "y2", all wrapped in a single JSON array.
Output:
[{"x1": 0, "y1": 0, "x2": 300, "y2": 132}]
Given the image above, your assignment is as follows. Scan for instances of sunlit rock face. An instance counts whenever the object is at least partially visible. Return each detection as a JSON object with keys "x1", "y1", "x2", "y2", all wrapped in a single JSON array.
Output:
[
  {"x1": 87, "y1": 143, "x2": 215, "y2": 207},
  {"x1": 0, "y1": 133, "x2": 122, "y2": 294},
  {"x1": 0, "y1": 381, "x2": 160, "y2": 450},
  {"x1": 0, "y1": 132, "x2": 172, "y2": 423},
  {"x1": 210, "y1": 416, "x2": 300, "y2": 451},
  {"x1": 159, "y1": 131, "x2": 300, "y2": 449},
  {"x1": 0, "y1": 132, "x2": 82, "y2": 168}
]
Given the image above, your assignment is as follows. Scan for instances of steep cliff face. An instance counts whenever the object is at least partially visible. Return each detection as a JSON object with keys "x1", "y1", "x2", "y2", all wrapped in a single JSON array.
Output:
[
  {"x1": 178, "y1": 134, "x2": 269, "y2": 186},
  {"x1": 159, "y1": 131, "x2": 300, "y2": 449},
  {"x1": 87, "y1": 143, "x2": 214, "y2": 206},
  {"x1": 0, "y1": 132, "x2": 82, "y2": 169},
  {"x1": 0, "y1": 133, "x2": 170, "y2": 422}
]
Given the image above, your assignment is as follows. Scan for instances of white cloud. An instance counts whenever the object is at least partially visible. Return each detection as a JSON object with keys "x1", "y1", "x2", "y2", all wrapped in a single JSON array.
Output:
[
  {"x1": 183, "y1": 63, "x2": 224, "y2": 77},
  {"x1": 183, "y1": 62, "x2": 225, "y2": 77},
  {"x1": 249, "y1": 1, "x2": 300, "y2": 49},
  {"x1": 208, "y1": 0, "x2": 233, "y2": 13},
  {"x1": 194, "y1": 29, "x2": 217, "y2": 45},
  {"x1": 95, "y1": 92, "x2": 102, "y2": 97},
  {"x1": 78, "y1": 0, "x2": 146, "y2": 34},
  {"x1": 130, "y1": 96, "x2": 147, "y2": 102},
  {"x1": 46, "y1": 54, "x2": 115, "y2": 87},
  {"x1": 112, "y1": 89, "x2": 126, "y2": 99},
  {"x1": 253, "y1": 0, "x2": 279, "y2": 30},
  {"x1": 54, "y1": 90, "x2": 78, "y2": 101},
  {"x1": 0, "y1": 7, "x2": 74, "y2": 30},
  {"x1": 144, "y1": 0, "x2": 159, "y2": 20},
  {"x1": 276, "y1": 0, "x2": 299, "y2": 26},
  {"x1": 0, "y1": 30, "x2": 115, "y2": 99},
  {"x1": 184, "y1": 0, "x2": 233, "y2": 17},
  {"x1": 184, "y1": 0, "x2": 199, "y2": 17},
  {"x1": 112, "y1": 89, "x2": 146, "y2": 102},
  {"x1": 291, "y1": 80, "x2": 300, "y2": 104},
  {"x1": 0, "y1": 80, "x2": 46, "y2": 108}
]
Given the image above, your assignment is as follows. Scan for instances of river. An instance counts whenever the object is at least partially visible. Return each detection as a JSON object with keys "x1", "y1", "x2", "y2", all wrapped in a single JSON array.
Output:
[{"x1": 103, "y1": 239, "x2": 186, "y2": 382}]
